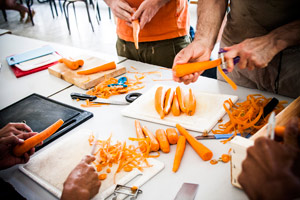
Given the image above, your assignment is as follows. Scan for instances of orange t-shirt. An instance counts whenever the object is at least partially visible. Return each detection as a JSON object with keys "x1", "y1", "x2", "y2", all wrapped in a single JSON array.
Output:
[{"x1": 116, "y1": 0, "x2": 190, "y2": 42}]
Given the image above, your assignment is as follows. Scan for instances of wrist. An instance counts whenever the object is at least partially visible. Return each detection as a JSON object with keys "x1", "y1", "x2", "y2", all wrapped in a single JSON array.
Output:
[{"x1": 61, "y1": 184, "x2": 90, "y2": 200}]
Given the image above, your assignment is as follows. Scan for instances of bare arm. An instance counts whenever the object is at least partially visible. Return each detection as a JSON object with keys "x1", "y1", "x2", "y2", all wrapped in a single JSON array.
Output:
[
  {"x1": 224, "y1": 20, "x2": 300, "y2": 71},
  {"x1": 104, "y1": 0, "x2": 134, "y2": 22},
  {"x1": 172, "y1": 0, "x2": 227, "y2": 84}
]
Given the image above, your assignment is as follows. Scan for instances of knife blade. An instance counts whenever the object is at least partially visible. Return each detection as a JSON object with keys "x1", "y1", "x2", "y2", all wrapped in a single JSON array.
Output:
[
  {"x1": 195, "y1": 133, "x2": 251, "y2": 140},
  {"x1": 70, "y1": 92, "x2": 129, "y2": 105},
  {"x1": 174, "y1": 183, "x2": 199, "y2": 200}
]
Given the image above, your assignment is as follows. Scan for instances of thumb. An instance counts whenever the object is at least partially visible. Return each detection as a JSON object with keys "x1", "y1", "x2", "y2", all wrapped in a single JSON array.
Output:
[
  {"x1": 2, "y1": 135, "x2": 23, "y2": 146},
  {"x1": 284, "y1": 117, "x2": 300, "y2": 148},
  {"x1": 83, "y1": 155, "x2": 96, "y2": 164}
]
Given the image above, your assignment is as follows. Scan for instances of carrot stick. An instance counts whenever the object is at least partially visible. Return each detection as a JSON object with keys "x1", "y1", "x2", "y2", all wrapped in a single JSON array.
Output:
[
  {"x1": 134, "y1": 120, "x2": 147, "y2": 152},
  {"x1": 59, "y1": 58, "x2": 84, "y2": 70},
  {"x1": 142, "y1": 126, "x2": 160, "y2": 152},
  {"x1": 132, "y1": 19, "x2": 140, "y2": 49},
  {"x1": 173, "y1": 59, "x2": 222, "y2": 77},
  {"x1": 176, "y1": 86, "x2": 186, "y2": 113},
  {"x1": 155, "y1": 129, "x2": 170, "y2": 153},
  {"x1": 172, "y1": 135, "x2": 186, "y2": 172},
  {"x1": 163, "y1": 88, "x2": 174, "y2": 115},
  {"x1": 155, "y1": 86, "x2": 166, "y2": 119},
  {"x1": 171, "y1": 93, "x2": 181, "y2": 116},
  {"x1": 176, "y1": 124, "x2": 213, "y2": 161},
  {"x1": 184, "y1": 88, "x2": 196, "y2": 116},
  {"x1": 13, "y1": 119, "x2": 64, "y2": 156},
  {"x1": 217, "y1": 65, "x2": 237, "y2": 90},
  {"x1": 166, "y1": 128, "x2": 179, "y2": 145},
  {"x1": 77, "y1": 61, "x2": 116, "y2": 75}
]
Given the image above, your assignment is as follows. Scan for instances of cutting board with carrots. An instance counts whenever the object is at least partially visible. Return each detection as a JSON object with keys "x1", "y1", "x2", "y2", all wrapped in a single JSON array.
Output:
[
  {"x1": 19, "y1": 129, "x2": 164, "y2": 200},
  {"x1": 48, "y1": 55, "x2": 126, "y2": 89},
  {"x1": 122, "y1": 85, "x2": 238, "y2": 133}
]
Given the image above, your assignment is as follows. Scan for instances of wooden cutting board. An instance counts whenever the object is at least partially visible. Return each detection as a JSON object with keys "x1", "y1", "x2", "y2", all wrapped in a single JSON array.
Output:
[
  {"x1": 122, "y1": 84, "x2": 238, "y2": 133},
  {"x1": 48, "y1": 55, "x2": 126, "y2": 89},
  {"x1": 20, "y1": 129, "x2": 164, "y2": 200}
]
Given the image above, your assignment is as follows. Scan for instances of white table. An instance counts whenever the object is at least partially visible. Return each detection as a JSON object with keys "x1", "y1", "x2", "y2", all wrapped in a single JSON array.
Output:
[
  {"x1": 0, "y1": 41, "x2": 294, "y2": 200},
  {"x1": 0, "y1": 34, "x2": 125, "y2": 109}
]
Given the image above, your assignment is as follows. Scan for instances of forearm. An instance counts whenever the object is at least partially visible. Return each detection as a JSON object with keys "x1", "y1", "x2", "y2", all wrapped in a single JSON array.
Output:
[
  {"x1": 195, "y1": 0, "x2": 227, "y2": 50},
  {"x1": 269, "y1": 20, "x2": 300, "y2": 53}
]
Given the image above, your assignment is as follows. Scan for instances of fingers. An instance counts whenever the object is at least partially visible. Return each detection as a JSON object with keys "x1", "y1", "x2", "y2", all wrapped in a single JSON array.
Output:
[
  {"x1": 0, "y1": 135, "x2": 21, "y2": 146},
  {"x1": 17, "y1": 132, "x2": 37, "y2": 140},
  {"x1": 11, "y1": 123, "x2": 32, "y2": 132},
  {"x1": 83, "y1": 155, "x2": 96, "y2": 164},
  {"x1": 284, "y1": 117, "x2": 300, "y2": 148}
]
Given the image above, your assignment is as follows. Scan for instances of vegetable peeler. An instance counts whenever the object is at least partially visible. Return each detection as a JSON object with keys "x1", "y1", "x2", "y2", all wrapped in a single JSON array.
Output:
[
  {"x1": 267, "y1": 112, "x2": 276, "y2": 140},
  {"x1": 218, "y1": 48, "x2": 240, "y2": 74},
  {"x1": 112, "y1": 184, "x2": 142, "y2": 200}
]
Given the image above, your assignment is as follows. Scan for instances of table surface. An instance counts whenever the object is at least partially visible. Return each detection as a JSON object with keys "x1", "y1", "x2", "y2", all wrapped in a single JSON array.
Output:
[{"x1": 0, "y1": 34, "x2": 294, "y2": 200}]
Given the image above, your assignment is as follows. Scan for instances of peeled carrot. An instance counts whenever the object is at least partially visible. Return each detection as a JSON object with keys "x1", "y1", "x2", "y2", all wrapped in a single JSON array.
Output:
[
  {"x1": 77, "y1": 61, "x2": 116, "y2": 75},
  {"x1": 163, "y1": 88, "x2": 174, "y2": 115},
  {"x1": 134, "y1": 120, "x2": 147, "y2": 153},
  {"x1": 155, "y1": 86, "x2": 166, "y2": 119},
  {"x1": 13, "y1": 119, "x2": 64, "y2": 157},
  {"x1": 142, "y1": 126, "x2": 160, "y2": 152},
  {"x1": 171, "y1": 93, "x2": 181, "y2": 116},
  {"x1": 172, "y1": 136, "x2": 186, "y2": 172},
  {"x1": 217, "y1": 65, "x2": 237, "y2": 90},
  {"x1": 132, "y1": 19, "x2": 140, "y2": 49},
  {"x1": 176, "y1": 124, "x2": 213, "y2": 161},
  {"x1": 184, "y1": 88, "x2": 196, "y2": 116},
  {"x1": 275, "y1": 126, "x2": 285, "y2": 137},
  {"x1": 166, "y1": 128, "x2": 179, "y2": 145},
  {"x1": 155, "y1": 129, "x2": 170, "y2": 153},
  {"x1": 176, "y1": 86, "x2": 186, "y2": 113},
  {"x1": 59, "y1": 58, "x2": 84, "y2": 70},
  {"x1": 173, "y1": 59, "x2": 222, "y2": 77}
]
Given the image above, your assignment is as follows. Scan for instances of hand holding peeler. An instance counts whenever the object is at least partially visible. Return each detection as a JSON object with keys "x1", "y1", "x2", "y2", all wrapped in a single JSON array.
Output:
[
  {"x1": 267, "y1": 112, "x2": 276, "y2": 140},
  {"x1": 218, "y1": 48, "x2": 240, "y2": 74}
]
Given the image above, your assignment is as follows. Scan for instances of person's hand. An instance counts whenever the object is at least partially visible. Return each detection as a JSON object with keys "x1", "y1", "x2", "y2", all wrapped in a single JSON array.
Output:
[
  {"x1": 223, "y1": 34, "x2": 279, "y2": 72},
  {"x1": 0, "y1": 123, "x2": 37, "y2": 170},
  {"x1": 131, "y1": 0, "x2": 170, "y2": 29},
  {"x1": 172, "y1": 40, "x2": 211, "y2": 84},
  {"x1": 238, "y1": 117, "x2": 300, "y2": 200},
  {"x1": 105, "y1": 0, "x2": 134, "y2": 22},
  {"x1": 61, "y1": 155, "x2": 101, "y2": 200}
]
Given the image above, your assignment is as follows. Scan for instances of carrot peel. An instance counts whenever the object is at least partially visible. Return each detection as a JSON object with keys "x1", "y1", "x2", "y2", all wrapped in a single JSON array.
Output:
[{"x1": 13, "y1": 119, "x2": 64, "y2": 156}]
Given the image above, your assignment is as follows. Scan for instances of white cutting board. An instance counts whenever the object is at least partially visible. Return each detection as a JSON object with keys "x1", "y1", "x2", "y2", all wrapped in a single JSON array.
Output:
[
  {"x1": 20, "y1": 129, "x2": 164, "y2": 200},
  {"x1": 122, "y1": 85, "x2": 238, "y2": 133}
]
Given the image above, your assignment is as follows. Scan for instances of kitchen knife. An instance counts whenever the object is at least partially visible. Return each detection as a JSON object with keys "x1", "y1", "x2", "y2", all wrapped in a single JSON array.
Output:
[
  {"x1": 174, "y1": 183, "x2": 199, "y2": 200},
  {"x1": 70, "y1": 92, "x2": 130, "y2": 105},
  {"x1": 195, "y1": 133, "x2": 251, "y2": 140}
]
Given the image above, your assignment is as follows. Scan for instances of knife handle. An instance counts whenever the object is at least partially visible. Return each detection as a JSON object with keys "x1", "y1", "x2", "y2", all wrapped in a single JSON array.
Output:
[{"x1": 70, "y1": 92, "x2": 97, "y2": 101}]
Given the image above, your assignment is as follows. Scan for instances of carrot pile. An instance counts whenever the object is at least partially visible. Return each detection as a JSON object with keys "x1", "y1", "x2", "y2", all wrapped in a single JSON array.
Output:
[
  {"x1": 84, "y1": 75, "x2": 144, "y2": 101},
  {"x1": 155, "y1": 86, "x2": 197, "y2": 119},
  {"x1": 212, "y1": 94, "x2": 287, "y2": 144}
]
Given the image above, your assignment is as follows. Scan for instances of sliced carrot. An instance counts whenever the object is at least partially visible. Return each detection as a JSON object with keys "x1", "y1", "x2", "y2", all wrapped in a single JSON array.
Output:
[
  {"x1": 155, "y1": 86, "x2": 166, "y2": 119},
  {"x1": 106, "y1": 168, "x2": 111, "y2": 173},
  {"x1": 77, "y1": 61, "x2": 116, "y2": 75},
  {"x1": 166, "y1": 128, "x2": 179, "y2": 145},
  {"x1": 163, "y1": 88, "x2": 174, "y2": 115},
  {"x1": 59, "y1": 58, "x2": 84, "y2": 70},
  {"x1": 217, "y1": 65, "x2": 237, "y2": 90},
  {"x1": 184, "y1": 88, "x2": 196, "y2": 116},
  {"x1": 135, "y1": 120, "x2": 147, "y2": 153},
  {"x1": 172, "y1": 136, "x2": 186, "y2": 172},
  {"x1": 142, "y1": 126, "x2": 160, "y2": 152},
  {"x1": 13, "y1": 119, "x2": 64, "y2": 157},
  {"x1": 176, "y1": 124, "x2": 213, "y2": 161},
  {"x1": 220, "y1": 154, "x2": 230, "y2": 163},
  {"x1": 98, "y1": 173, "x2": 107, "y2": 180},
  {"x1": 173, "y1": 59, "x2": 222, "y2": 77},
  {"x1": 132, "y1": 19, "x2": 140, "y2": 49},
  {"x1": 155, "y1": 129, "x2": 170, "y2": 153},
  {"x1": 210, "y1": 159, "x2": 218, "y2": 165},
  {"x1": 171, "y1": 93, "x2": 181, "y2": 116},
  {"x1": 176, "y1": 86, "x2": 186, "y2": 113}
]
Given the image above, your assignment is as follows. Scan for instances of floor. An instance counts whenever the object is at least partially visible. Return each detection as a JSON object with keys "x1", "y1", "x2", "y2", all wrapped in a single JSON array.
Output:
[{"x1": 0, "y1": 1, "x2": 198, "y2": 57}]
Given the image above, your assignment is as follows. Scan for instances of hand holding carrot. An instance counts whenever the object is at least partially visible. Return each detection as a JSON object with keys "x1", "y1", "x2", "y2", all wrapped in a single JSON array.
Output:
[
  {"x1": 0, "y1": 123, "x2": 37, "y2": 170},
  {"x1": 61, "y1": 155, "x2": 101, "y2": 200}
]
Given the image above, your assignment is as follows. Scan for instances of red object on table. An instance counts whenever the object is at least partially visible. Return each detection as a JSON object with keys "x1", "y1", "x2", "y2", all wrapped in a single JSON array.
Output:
[{"x1": 10, "y1": 61, "x2": 58, "y2": 78}]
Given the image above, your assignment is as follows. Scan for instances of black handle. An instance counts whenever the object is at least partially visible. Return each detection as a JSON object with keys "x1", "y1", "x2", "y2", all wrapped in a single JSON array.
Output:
[
  {"x1": 70, "y1": 93, "x2": 97, "y2": 101},
  {"x1": 263, "y1": 97, "x2": 279, "y2": 118},
  {"x1": 125, "y1": 93, "x2": 142, "y2": 103}
]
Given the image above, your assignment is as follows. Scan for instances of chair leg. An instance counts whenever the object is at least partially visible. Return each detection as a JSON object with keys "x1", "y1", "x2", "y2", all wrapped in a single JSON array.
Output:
[
  {"x1": 84, "y1": 1, "x2": 94, "y2": 32},
  {"x1": 49, "y1": 0, "x2": 55, "y2": 18},
  {"x1": 108, "y1": 7, "x2": 111, "y2": 20},
  {"x1": 63, "y1": 1, "x2": 71, "y2": 34},
  {"x1": 1, "y1": 9, "x2": 7, "y2": 22},
  {"x1": 96, "y1": 2, "x2": 101, "y2": 21},
  {"x1": 72, "y1": 3, "x2": 78, "y2": 25},
  {"x1": 25, "y1": 0, "x2": 34, "y2": 25},
  {"x1": 58, "y1": 0, "x2": 63, "y2": 13},
  {"x1": 53, "y1": 0, "x2": 58, "y2": 16}
]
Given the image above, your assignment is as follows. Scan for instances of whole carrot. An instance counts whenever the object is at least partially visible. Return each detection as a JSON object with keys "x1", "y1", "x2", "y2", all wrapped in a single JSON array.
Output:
[
  {"x1": 134, "y1": 120, "x2": 147, "y2": 153},
  {"x1": 176, "y1": 124, "x2": 213, "y2": 161},
  {"x1": 59, "y1": 58, "x2": 84, "y2": 70},
  {"x1": 77, "y1": 61, "x2": 116, "y2": 75},
  {"x1": 172, "y1": 136, "x2": 186, "y2": 172},
  {"x1": 166, "y1": 128, "x2": 179, "y2": 145},
  {"x1": 13, "y1": 119, "x2": 64, "y2": 156},
  {"x1": 156, "y1": 129, "x2": 170, "y2": 153},
  {"x1": 142, "y1": 126, "x2": 160, "y2": 152}
]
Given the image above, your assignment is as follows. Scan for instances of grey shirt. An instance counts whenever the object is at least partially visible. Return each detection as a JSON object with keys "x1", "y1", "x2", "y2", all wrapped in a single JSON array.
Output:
[{"x1": 218, "y1": 0, "x2": 300, "y2": 98}]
